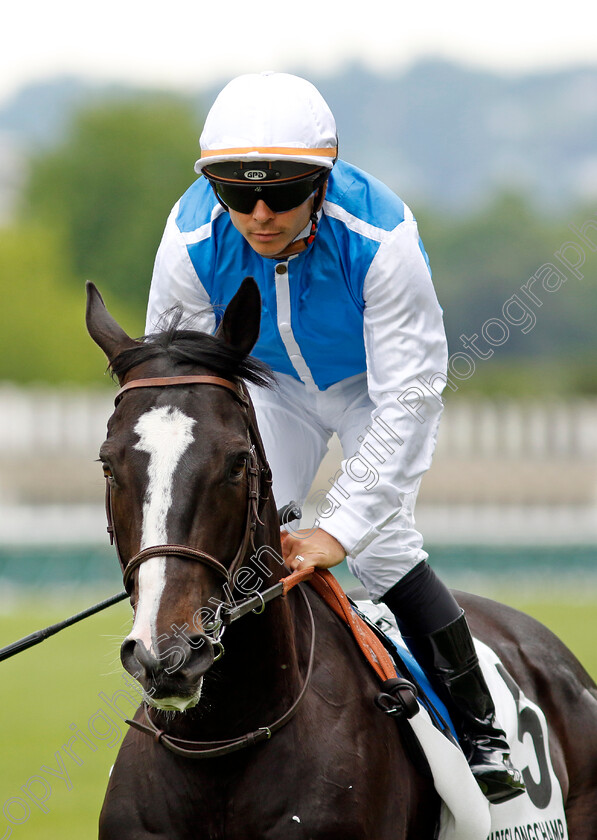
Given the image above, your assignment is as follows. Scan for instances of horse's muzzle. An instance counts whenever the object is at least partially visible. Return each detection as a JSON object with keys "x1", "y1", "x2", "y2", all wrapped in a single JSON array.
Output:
[{"x1": 120, "y1": 631, "x2": 215, "y2": 709}]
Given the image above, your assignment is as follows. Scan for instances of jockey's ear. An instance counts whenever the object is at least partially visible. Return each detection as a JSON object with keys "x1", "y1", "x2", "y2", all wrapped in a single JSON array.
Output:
[
  {"x1": 314, "y1": 181, "x2": 328, "y2": 213},
  {"x1": 216, "y1": 276, "x2": 261, "y2": 357},
  {"x1": 85, "y1": 281, "x2": 138, "y2": 363}
]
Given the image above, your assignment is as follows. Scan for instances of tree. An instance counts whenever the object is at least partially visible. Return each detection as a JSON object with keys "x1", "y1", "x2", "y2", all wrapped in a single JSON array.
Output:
[
  {"x1": 418, "y1": 193, "x2": 597, "y2": 396},
  {"x1": 21, "y1": 94, "x2": 202, "y2": 312},
  {"x1": 0, "y1": 225, "x2": 141, "y2": 384}
]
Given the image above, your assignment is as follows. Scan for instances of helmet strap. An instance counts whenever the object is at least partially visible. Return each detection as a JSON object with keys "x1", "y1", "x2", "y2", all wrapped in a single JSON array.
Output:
[
  {"x1": 305, "y1": 180, "x2": 327, "y2": 245},
  {"x1": 306, "y1": 211, "x2": 319, "y2": 246}
]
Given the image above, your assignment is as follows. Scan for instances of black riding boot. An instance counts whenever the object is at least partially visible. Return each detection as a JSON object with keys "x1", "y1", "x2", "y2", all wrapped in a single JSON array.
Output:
[
  {"x1": 381, "y1": 563, "x2": 525, "y2": 804},
  {"x1": 404, "y1": 613, "x2": 525, "y2": 804}
]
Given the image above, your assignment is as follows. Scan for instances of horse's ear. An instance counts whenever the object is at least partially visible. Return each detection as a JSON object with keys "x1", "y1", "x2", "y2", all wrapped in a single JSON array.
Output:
[
  {"x1": 216, "y1": 276, "x2": 261, "y2": 356},
  {"x1": 85, "y1": 281, "x2": 138, "y2": 362}
]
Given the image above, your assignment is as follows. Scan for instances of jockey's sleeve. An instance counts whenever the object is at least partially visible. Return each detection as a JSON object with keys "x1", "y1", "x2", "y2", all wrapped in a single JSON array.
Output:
[
  {"x1": 145, "y1": 202, "x2": 216, "y2": 336},
  {"x1": 319, "y1": 212, "x2": 449, "y2": 558}
]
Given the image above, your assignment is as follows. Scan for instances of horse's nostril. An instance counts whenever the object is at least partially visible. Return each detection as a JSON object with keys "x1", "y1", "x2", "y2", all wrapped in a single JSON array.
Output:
[
  {"x1": 120, "y1": 634, "x2": 215, "y2": 683},
  {"x1": 178, "y1": 633, "x2": 215, "y2": 679},
  {"x1": 120, "y1": 637, "x2": 136, "y2": 672},
  {"x1": 120, "y1": 637, "x2": 157, "y2": 678},
  {"x1": 184, "y1": 633, "x2": 211, "y2": 653}
]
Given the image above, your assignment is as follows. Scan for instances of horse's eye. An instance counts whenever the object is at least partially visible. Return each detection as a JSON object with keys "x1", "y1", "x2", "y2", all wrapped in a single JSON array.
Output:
[
  {"x1": 102, "y1": 463, "x2": 114, "y2": 480},
  {"x1": 230, "y1": 454, "x2": 248, "y2": 480}
]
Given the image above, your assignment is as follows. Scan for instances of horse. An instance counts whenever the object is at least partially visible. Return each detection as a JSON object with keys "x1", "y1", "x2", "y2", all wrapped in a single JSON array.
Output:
[{"x1": 86, "y1": 278, "x2": 597, "y2": 839}]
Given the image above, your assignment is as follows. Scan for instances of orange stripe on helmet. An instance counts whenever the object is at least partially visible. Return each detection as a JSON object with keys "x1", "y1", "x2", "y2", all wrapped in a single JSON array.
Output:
[{"x1": 201, "y1": 146, "x2": 337, "y2": 159}]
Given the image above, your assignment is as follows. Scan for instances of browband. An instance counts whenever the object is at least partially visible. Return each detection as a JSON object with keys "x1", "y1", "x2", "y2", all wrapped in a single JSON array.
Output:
[{"x1": 114, "y1": 375, "x2": 242, "y2": 406}]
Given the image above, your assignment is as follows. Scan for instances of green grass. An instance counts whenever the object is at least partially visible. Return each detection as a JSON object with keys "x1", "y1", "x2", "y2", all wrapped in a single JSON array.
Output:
[
  {"x1": 0, "y1": 598, "x2": 133, "y2": 840},
  {"x1": 502, "y1": 597, "x2": 597, "y2": 679},
  {"x1": 0, "y1": 589, "x2": 594, "y2": 839}
]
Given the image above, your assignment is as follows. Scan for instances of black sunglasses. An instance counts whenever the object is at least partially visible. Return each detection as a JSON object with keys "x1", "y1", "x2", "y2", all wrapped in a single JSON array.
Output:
[{"x1": 207, "y1": 172, "x2": 327, "y2": 214}]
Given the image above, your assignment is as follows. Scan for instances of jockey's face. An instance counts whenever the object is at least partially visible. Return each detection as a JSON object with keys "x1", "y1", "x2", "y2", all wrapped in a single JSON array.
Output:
[{"x1": 228, "y1": 194, "x2": 315, "y2": 258}]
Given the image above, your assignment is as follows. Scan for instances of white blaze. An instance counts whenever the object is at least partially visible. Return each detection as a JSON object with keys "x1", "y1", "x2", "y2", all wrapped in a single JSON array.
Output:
[{"x1": 128, "y1": 405, "x2": 195, "y2": 652}]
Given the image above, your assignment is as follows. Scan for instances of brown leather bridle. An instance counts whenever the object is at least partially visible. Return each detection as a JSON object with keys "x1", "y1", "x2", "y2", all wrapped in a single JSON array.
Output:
[
  {"x1": 105, "y1": 374, "x2": 273, "y2": 595},
  {"x1": 104, "y1": 372, "x2": 317, "y2": 760}
]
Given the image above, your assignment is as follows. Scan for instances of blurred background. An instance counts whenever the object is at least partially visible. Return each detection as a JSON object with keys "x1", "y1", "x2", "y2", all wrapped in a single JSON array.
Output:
[{"x1": 0, "y1": 1, "x2": 596, "y2": 836}]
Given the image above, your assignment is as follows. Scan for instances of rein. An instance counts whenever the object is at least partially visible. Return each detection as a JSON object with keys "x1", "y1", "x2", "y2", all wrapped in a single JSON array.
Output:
[
  {"x1": 110, "y1": 372, "x2": 315, "y2": 759},
  {"x1": 127, "y1": 570, "x2": 316, "y2": 759}
]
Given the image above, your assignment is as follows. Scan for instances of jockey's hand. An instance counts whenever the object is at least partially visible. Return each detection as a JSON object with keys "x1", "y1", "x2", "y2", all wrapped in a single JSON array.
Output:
[{"x1": 281, "y1": 527, "x2": 346, "y2": 572}]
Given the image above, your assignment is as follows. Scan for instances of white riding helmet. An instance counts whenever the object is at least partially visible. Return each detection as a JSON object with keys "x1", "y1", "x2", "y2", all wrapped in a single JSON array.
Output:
[{"x1": 195, "y1": 71, "x2": 338, "y2": 174}]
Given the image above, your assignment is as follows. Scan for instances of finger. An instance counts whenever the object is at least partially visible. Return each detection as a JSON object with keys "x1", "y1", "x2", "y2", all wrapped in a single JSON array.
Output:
[
  {"x1": 281, "y1": 534, "x2": 299, "y2": 561},
  {"x1": 288, "y1": 553, "x2": 316, "y2": 572},
  {"x1": 287, "y1": 552, "x2": 300, "y2": 571}
]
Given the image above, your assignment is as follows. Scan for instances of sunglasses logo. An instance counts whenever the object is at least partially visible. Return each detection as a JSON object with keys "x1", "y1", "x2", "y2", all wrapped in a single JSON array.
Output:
[{"x1": 243, "y1": 170, "x2": 267, "y2": 181}]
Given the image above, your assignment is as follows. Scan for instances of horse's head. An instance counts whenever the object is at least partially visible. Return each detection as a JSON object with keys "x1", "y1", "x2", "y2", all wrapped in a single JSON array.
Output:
[{"x1": 87, "y1": 278, "x2": 277, "y2": 712}]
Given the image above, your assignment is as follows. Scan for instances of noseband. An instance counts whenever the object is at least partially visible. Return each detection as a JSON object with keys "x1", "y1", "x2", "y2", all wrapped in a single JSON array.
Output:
[
  {"x1": 106, "y1": 373, "x2": 319, "y2": 760},
  {"x1": 105, "y1": 374, "x2": 273, "y2": 595}
]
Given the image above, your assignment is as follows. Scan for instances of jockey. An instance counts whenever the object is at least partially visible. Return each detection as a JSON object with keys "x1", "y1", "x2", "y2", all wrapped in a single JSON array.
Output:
[{"x1": 145, "y1": 70, "x2": 524, "y2": 804}]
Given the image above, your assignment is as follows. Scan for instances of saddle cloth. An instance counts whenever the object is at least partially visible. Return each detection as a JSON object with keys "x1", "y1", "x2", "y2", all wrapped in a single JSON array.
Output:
[{"x1": 355, "y1": 600, "x2": 569, "y2": 840}]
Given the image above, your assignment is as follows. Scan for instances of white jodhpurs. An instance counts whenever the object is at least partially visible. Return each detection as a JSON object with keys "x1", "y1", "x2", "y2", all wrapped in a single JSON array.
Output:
[{"x1": 248, "y1": 372, "x2": 428, "y2": 601}]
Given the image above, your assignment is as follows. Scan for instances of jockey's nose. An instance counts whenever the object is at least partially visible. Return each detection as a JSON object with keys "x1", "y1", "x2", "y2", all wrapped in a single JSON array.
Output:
[
  {"x1": 252, "y1": 199, "x2": 276, "y2": 220},
  {"x1": 120, "y1": 631, "x2": 215, "y2": 688}
]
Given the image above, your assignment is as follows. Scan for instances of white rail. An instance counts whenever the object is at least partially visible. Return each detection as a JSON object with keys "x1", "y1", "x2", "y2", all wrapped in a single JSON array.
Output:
[
  {"x1": 0, "y1": 385, "x2": 114, "y2": 456},
  {"x1": 2, "y1": 386, "x2": 595, "y2": 459}
]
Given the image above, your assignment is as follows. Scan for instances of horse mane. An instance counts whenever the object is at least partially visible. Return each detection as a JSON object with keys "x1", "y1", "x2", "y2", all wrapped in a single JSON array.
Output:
[{"x1": 109, "y1": 306, "x2": 275, "y2": 388}]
